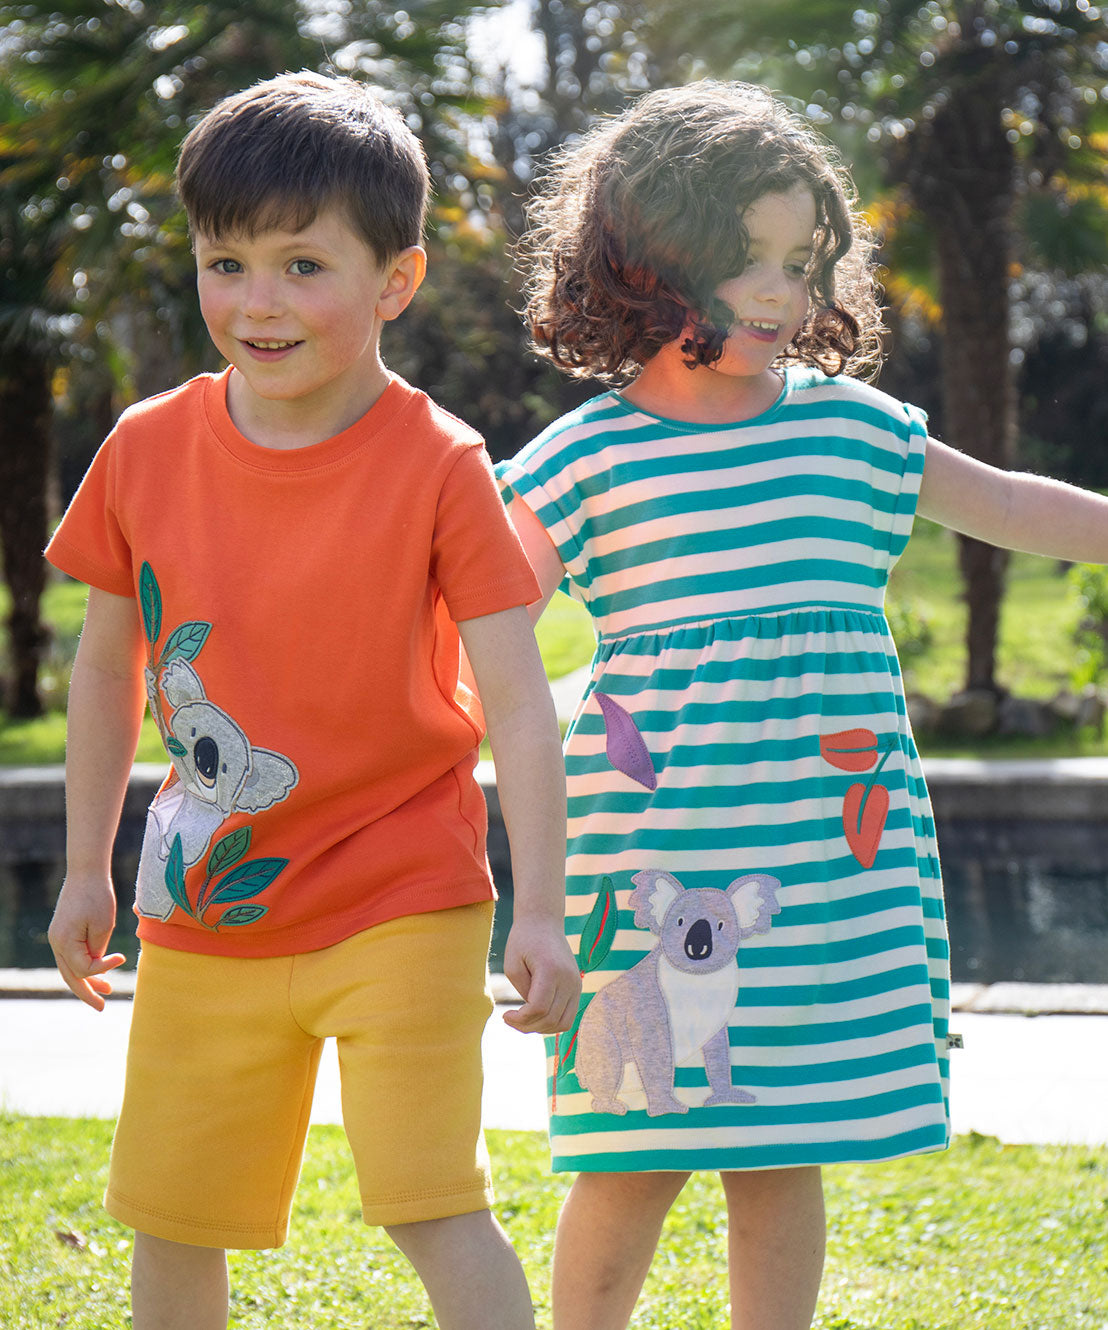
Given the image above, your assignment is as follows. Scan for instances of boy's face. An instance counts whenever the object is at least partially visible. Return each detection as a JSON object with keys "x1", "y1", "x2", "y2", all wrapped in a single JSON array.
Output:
[{"x1": 194, "y1": 208, "x2": 422, "y2": 446}]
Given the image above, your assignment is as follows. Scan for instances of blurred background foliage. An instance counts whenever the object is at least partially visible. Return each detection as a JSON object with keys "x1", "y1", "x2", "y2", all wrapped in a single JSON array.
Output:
[{"x1": 1, "y1": 0, "x2": 1108, "y2": 718}]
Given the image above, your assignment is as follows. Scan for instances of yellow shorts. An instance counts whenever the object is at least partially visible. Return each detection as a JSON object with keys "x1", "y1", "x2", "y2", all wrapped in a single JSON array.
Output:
[{"x1": 105, "y1": 902, "x2": 495, "y2": 1248}]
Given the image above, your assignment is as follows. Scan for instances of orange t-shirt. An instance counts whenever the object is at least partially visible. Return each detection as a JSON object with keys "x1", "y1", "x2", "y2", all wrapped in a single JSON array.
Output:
[{"x1": 46, "y1": 370, "x2": 539, "y2": 957}]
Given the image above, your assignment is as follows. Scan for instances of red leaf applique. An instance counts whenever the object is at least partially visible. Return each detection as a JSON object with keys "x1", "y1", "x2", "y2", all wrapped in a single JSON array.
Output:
[
  {"x1": 842, "y1": 781, "x2": 890, "y2": 869},
  {"x1": 819, "y1": 728, "x2": 880, "y2": 772}
]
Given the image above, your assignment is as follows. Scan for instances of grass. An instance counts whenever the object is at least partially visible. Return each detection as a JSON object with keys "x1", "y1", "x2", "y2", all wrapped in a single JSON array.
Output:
[
  {"x1": 2, "y1": 519, "x2": 1105, "y2": 764},
  {"x1": 1, "y1": 1115, "x2": 1106, "y2": 1329}
]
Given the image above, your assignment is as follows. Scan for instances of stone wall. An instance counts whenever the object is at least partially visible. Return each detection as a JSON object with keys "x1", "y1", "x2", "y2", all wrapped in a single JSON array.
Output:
[{"x1": 3, "y1": 759, "x2": 1107, "y2": 981}]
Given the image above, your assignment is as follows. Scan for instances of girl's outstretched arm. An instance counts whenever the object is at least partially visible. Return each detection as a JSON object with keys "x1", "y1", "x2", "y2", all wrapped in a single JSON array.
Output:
[{"x1": 918, "y1": 436, "x2": 1108, "y2": 564}]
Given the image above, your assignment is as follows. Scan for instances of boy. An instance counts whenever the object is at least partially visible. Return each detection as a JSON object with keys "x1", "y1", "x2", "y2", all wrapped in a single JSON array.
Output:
[{"x1": 45, "y1": 71, "x2": 580, "y2": 1330}]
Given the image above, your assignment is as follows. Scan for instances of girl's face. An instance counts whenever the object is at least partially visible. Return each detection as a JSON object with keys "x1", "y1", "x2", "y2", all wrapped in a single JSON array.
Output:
[{"x1": 709, "y1": 185, "x2": 816, "y2": 378}]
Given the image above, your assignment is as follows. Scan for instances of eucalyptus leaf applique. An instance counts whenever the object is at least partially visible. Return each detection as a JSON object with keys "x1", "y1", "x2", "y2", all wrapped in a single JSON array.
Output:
[
  {"x1": 820, "y1": 728, "x2": 896, "y2": 869},
  {"x1": 163, "y1": 826, "x2": 288, "y2": 930},
  {"x1": 595, "y1": 692, "x2": 657, "y2": 790},
  {"x1": 552, "y1": 875, "x2": 619, "y2": 1108}
]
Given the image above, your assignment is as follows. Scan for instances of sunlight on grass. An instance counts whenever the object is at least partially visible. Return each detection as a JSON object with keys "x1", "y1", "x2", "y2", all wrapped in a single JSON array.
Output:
[{"x1": 1, "y1": 1117, "x2": 1105, "y2": 1329}]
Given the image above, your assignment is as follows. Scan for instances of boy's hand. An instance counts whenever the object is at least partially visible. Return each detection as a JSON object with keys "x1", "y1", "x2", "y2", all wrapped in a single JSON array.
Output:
[
  {"x1": 47, "y1": 876, "x2": 127, "y2": 1012},
  {"x1": 502, "y1": 915, "x2": 581, "y2": 1035}
]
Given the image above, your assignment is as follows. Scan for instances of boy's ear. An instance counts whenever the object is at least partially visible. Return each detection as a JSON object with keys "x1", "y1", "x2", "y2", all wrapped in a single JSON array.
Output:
[{"x1": 376, "y1": 245, "x2": 427, "y2": 322}]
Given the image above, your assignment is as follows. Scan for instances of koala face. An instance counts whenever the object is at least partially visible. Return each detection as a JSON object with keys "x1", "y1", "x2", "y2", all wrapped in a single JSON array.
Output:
[
  {"x1": 656, "y1": 889, "x2": 742, "y2": 976},
  {"x1": 169, "y1": 701, "x2": 252, "y2": 811}
]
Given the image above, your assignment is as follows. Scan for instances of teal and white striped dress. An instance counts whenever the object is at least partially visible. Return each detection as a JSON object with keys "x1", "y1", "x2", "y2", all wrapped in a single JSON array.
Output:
[{"x1": 499, "y1": 366, "x2": 951, "y2": 1173}]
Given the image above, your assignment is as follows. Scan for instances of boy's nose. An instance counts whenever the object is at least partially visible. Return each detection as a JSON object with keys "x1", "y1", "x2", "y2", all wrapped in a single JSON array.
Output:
[{"x1": 239, "y1": 274, "x2": 282, "y2": 318}]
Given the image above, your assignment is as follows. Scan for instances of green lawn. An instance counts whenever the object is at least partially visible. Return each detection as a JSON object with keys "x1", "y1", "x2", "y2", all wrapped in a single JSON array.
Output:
[
  {"x1": 1, "y1": 1116, "x2": 1105, "y2": 1329},
  {"x1": 2, "y1": 521, "x2": 1104, "y2": 765}
]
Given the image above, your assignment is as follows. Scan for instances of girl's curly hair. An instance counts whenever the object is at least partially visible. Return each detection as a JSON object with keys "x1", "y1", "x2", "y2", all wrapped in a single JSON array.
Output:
[{"x1": 519, "y1": 81, "x2": 883, "y2": 384}]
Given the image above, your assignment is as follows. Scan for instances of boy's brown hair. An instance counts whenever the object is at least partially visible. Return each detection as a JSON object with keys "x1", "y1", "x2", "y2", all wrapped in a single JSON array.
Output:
[
  {"x1": 520, "y1": 81, "x2": 884, "y2": 383},
  {"x1": 176, "y1": 71, "x2": 428, "y2": 264}
]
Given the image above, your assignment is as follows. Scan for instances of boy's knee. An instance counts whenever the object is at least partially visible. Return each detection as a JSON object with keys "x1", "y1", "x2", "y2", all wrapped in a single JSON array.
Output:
[{"x1": 386, "y1": 1207, "x2": 497, "y2": 1251}]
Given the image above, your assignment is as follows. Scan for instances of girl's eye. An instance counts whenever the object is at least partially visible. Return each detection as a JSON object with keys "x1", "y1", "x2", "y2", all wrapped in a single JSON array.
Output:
[{"x1": 291, "y1": 259, "x2": 320, "y2": 276}]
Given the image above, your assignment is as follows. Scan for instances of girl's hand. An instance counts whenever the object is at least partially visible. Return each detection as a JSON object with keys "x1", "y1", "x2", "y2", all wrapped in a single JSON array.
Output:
[
  {"x1": 502, "y1": 913, "x2": 580, "y2": 1035},
  {"x1": 47, "y1": 875, "x2": 127, "y2": 1011}
]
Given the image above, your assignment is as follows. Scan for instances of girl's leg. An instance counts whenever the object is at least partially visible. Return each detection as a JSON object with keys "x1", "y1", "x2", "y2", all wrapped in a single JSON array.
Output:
[
  {"x1": 721, "y1": 1166, "x2": 825, "y2": 1330},
  {"x1": 552, "y1": 1171, "x2": 690, "y2": 1330},
  {"x1": 386, "y1": 1209, "x2": 535, "y2": 1330},
  {"x1": 131, "y1": 1232, "x2": 229, "y2": 1330}
]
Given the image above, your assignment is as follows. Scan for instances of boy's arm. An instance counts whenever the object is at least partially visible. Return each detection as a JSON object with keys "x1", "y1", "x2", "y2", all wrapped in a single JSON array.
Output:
[
  {"x1": 48, "y1": 587, "x2": 148, "y2": 1010},
  {"x1": 918, "y1": 437, "x2": 1108, "y2": 563},
  {"x1": 458, "y1": 605, "x2": 580, "y2": 1035}
]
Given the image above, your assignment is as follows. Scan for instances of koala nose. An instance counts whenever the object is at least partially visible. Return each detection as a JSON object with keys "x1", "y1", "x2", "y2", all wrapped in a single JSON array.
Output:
[
  {"x1": 194, "y1": 735, "x2": 220, "y2": 786},
  {"x1": 684, "y1": 918, "x2": 713, "y2": 960}
]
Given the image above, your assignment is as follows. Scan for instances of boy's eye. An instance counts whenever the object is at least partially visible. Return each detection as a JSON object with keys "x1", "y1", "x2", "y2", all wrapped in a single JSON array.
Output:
[
  {"x1": 211, "y1": 258, "x2": 242, "y2": 275},
  {"x1": 290, "y1": 259, "x2": 320, "y2": 276}
]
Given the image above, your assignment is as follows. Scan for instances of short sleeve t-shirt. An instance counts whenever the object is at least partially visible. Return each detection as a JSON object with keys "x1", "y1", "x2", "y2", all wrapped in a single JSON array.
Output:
[{"x1": 46, "y1": 369, "x2": 540, "y2": 957}]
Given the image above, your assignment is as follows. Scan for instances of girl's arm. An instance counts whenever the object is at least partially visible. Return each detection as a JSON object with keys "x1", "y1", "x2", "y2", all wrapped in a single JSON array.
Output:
[
  {"x1": 457, "y1": 495, "x2": 566, "y2": 695},
  {"x1": 48, "y1": 587, "x2": 148, "y2": 1009},
  {"x1": 507, "y1": 496, "x2": 568, "y2": 625},
  {"x1": 917, "y1": 436, "x2": 1108, "y2": 563},
  {"x1": 458, "y1": 604, "x2": 580, "y2": 1035}
]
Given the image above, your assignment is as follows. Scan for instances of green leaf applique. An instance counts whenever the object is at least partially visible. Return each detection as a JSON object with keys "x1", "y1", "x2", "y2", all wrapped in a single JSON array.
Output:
[
  {"x1": 219, "y1": 904, "x2": 270, "y2": 928},
  {"x1": 165, "y1": 737, "x2": 187, "y2": 758},
  {"x1": 139, "y1": 562, "x2": 162, "y2": 646},
  {"x1": 206, "y1": 857, "x2": 289, "y2": 906},
  {"x1": 206, "y1": 826, "x2": 252, "y2": 879},
  {"x1": 554, "y1": 875, "x2": 620, "y2": 1098},
  {"x1": 578, "y1": 875, "x2": 618, "y2": 975},
  {"x1": 163, "y1": 834, "x2": 192, "y2": 917},
  {"x1": 158, "y1": 621, "x2": 212, "y2": 667}
]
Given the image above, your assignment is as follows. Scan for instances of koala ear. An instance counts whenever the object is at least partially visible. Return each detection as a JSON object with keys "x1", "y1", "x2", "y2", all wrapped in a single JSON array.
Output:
[
  {"x1": 161, "y1": 660, "x2": 205, "y2": 709},
  {"x1": 236, "y1": 749, "x2": 299, "y2": 813},
  {"x1": 726, "y1": 874, "x2": 782, "y2": 938},
  {"x1": 629, "y1": 869, "x2": 684, "y2": 934}
]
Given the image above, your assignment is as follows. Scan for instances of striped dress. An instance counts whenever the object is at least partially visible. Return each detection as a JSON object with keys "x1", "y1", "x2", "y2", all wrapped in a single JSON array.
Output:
[{"x1": 498, "y1": 366, "x2": 951, "y2": 1173}]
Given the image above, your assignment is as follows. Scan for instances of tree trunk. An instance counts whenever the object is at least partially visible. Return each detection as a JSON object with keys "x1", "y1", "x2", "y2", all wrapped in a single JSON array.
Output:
[
  {"x1": 907, "y1": 73, "x2": 1016, "y2": 693},
  {"x1": 0, "y1": 347, "x2": 53, "y2": 718}
]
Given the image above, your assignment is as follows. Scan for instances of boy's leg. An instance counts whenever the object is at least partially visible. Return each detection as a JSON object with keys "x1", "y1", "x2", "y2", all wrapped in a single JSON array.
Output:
[
  {"x1": 551, "y1": 1170, "x2": 689, "y2": 1330},
  {"x1": 386, "y1": 1209, "x2": 534, "y2": 1330},
  {"x1": 721, "y1": 1166, "x2": 825, "y2": 1330},
  {"x1": 132, "y1": 1233, "x2": 228, "y2": 1330}
]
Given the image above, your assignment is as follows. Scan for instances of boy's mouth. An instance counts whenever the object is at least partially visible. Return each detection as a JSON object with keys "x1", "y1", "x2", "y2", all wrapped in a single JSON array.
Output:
[{"x1": 244, "y1": 339, "x2": 301, "y2": 350}]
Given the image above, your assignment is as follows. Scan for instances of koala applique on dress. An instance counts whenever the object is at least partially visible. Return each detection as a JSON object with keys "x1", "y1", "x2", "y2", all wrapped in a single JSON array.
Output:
[
  {"x1": 574, "y1": 869, "x2": 781, "y2": 1117},
  {"x1": 135, "y1": 658, "x2": 298, "y2": 923}
]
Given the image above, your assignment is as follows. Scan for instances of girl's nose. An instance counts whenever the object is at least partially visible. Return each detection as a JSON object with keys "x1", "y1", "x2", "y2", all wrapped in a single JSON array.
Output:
[{"x1": 753, "y1": 265, "x2": 792, "y2": 304}]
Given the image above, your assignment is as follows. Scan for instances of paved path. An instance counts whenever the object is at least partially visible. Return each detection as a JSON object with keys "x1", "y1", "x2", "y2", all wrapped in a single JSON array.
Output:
[{"x1": 2, "y1": 983, "x2": 1106, "y2": 1146}]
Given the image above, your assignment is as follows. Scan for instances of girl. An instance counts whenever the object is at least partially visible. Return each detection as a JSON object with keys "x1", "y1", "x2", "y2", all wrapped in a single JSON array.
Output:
[{"x1": 498, "y1": 82, "x2": 1108, "y2": 1329}]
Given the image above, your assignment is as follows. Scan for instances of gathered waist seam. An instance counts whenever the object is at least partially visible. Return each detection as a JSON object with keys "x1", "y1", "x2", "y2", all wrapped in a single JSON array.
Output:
[{"x1": 596, "y1": 602, "x2": 886, "y2": 647}]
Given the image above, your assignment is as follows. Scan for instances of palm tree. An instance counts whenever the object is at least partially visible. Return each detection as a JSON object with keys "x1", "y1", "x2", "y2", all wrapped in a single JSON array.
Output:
[{"x1": 652, "y1": 0, "x2": 1108, "y2": 692}]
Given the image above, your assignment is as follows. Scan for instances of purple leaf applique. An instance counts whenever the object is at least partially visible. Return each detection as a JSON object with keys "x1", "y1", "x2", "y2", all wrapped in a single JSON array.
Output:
[{"x1": 595, "y1": 692, "x2": 657, "y2": 790}]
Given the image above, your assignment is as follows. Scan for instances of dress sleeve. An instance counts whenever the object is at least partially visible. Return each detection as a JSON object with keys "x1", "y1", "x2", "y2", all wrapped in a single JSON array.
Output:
[
  {"x1": 44, "y1": 433, "x2": 136, "y2": 597},
  {"x1": 496, "y1": 438, "x2": 592, "y2": 596},
  {"x1": 431, "y1": 443, "x2": 540, "y2": 622},
  {"x1": 888, "y1": 400, "x2": 929, "y2": 567}
]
